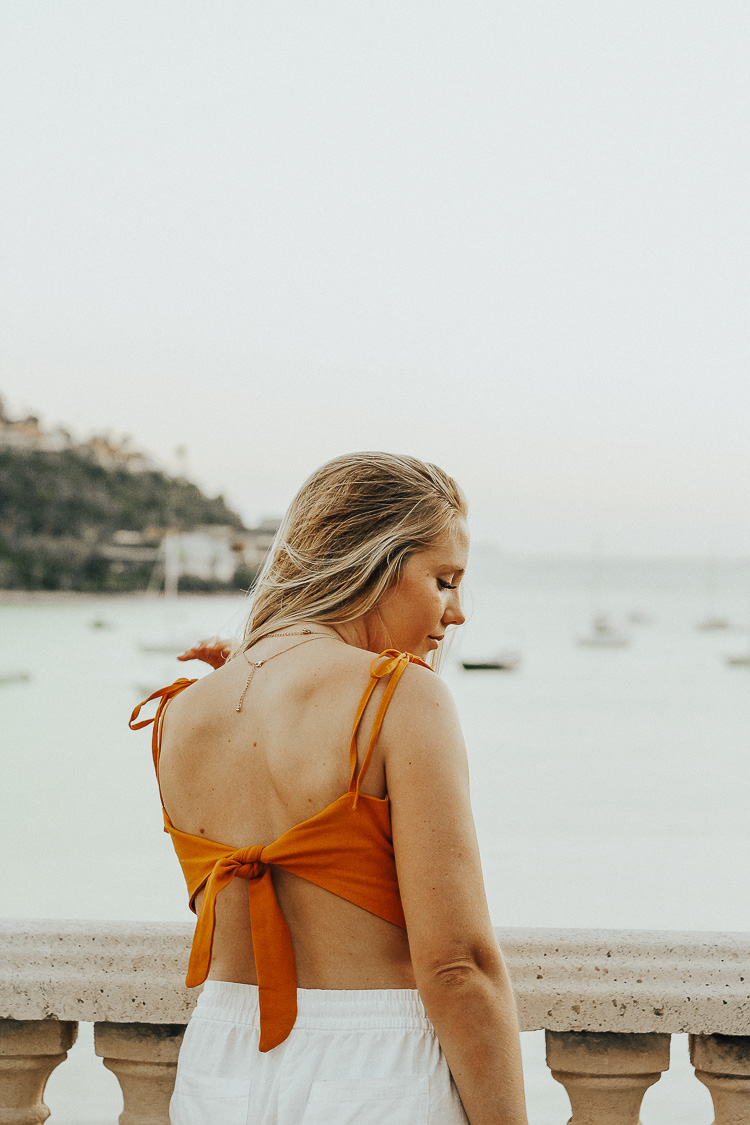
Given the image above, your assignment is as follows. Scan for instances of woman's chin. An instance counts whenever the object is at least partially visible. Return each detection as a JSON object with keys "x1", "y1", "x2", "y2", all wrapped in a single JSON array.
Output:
[{"x1": 388, "y1": 636, "x2": 433, "y2": 658}]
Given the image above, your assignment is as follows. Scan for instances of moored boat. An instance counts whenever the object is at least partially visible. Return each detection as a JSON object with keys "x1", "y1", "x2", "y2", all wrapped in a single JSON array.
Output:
[
  {"x1": 577, "y1": 615, "x2": 630, "y2": 648},
  {"x1": 0, "y1": 670, "x2": 31, "y2": 686},
  {"x1": 461, "y1": 651, "x2": 520, "y2": 672}
]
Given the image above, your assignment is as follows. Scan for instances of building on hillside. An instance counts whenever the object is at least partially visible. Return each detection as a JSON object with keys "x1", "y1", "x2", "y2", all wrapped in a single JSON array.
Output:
[
  {"x1": 82, "y1": 435, "x2": 153, "y2": 472},
  {"x1": 155, "y1": 521, "x2": 281, "y2": 586},
  {"x1": 234, "y1": 518, "x2": 281, "y2": 570},
  {"x1": 161, "y1": 527, "x2": 238, "y2": 585},
  {"x1": 0, "y1": 404, "x2": 152, "y2": 470},
  {"x1": 0, "y1": 414, "x2": 73, "y2": 452}
]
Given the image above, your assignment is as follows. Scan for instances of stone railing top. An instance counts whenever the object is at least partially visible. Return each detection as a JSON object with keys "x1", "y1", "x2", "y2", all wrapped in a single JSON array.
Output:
[{"x1": 1, "y1": 919, "x2": 748, "y2": 1035}]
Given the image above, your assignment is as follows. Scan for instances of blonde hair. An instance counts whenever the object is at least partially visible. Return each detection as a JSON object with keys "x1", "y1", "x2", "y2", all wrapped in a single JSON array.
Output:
[{"x1": 236, "y1": 452, "x2": 468, "y2": 667}]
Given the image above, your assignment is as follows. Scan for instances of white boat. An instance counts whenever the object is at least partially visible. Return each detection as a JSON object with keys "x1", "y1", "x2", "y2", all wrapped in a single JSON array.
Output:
[
  {"x1": 577, "y1": 538, "x2": 630, "y2": 648},
  {"x1": 0, "y1": 670, "x2": 31, "y2": 686},
  {"x1": 139, "y1": 632, "x2": 196, "y2": 656},
  {"x1": 696, "y1": 615, "x2": 731, "y2": 631},
  {"x1": 696, "y1": 554, "x2": 732, "y2": 631},
  {"x1": 577, "y1": 615, "x2": 630, "y2": 648}
]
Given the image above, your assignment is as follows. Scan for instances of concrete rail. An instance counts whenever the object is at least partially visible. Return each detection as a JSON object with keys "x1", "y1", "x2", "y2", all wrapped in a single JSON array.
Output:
[{"x1": 1, "y1": 919, "x2": 748, "y2": 1033}]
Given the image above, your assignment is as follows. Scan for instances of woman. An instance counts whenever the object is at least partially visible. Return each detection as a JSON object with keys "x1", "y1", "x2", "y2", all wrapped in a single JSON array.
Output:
[{"x1": 131, "y1": 452, "x2": 528, "y2": 1125}]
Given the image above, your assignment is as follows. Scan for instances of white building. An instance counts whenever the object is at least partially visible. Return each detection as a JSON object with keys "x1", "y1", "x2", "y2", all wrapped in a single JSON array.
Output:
[{"x1": 162, "y1": 527, "x2": 239, "y2": 586}]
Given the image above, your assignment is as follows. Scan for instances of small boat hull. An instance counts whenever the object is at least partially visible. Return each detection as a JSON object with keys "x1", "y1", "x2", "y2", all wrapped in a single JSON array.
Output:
[
  {"x1": 0, "y1": 671, "x2": 31, "y2": 686},
  {"x1": 461, "y1": 653, "x2": 520, "y2": 672},
  {"x1": 697, "y1": 617, "x2": 731, "y2": 631},
  {"x1": 577, "y1": 614, "x2": 630, "y2": 648},
  {"x1": 577, "y1": 635, "x2": 630, "y2": 648}
]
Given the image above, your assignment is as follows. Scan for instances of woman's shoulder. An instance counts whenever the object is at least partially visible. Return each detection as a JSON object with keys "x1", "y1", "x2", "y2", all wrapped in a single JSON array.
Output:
[
  {"x1": 378, "y1": 657, "x2": 458, "y2": 746},
  {"x1": 398, "y1": 654, "x2": 454, "y2": 701}
]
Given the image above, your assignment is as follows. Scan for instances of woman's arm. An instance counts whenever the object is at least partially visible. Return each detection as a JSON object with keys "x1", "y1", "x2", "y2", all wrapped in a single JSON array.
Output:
[{"x1": 383, "y1": 667, "x2": 528, "y2": 1125}]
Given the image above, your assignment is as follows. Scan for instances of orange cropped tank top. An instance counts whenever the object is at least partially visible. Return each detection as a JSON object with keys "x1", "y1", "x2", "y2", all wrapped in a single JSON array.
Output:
[{"x1": 129, "y1": 648, "x2": 431, "y2": 1051}]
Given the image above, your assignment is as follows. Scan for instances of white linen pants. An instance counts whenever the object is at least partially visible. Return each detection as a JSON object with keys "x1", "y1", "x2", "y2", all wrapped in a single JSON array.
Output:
[{"x1": 170, "y1": 981, "x2": 469, "y2": 1125}]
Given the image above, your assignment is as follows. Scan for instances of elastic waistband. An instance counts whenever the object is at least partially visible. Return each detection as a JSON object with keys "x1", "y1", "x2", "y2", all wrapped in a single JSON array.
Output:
[{"x1": 194, "y1": 981, "x2": 434, "y2": 1033}]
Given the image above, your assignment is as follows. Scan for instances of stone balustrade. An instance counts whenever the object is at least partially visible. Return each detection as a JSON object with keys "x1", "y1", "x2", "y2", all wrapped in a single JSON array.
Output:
[{"x1": 0, "y1": 919, "x2": 748, "y2": 1123}]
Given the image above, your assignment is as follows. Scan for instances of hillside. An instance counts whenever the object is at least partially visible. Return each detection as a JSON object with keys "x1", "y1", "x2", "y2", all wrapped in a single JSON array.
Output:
[{"x1": 0, "y1": 411, "x2": 249, "y2": 591}]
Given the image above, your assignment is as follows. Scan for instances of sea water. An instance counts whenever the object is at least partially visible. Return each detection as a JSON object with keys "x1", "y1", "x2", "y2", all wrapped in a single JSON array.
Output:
[{"x1": 2, "y1": 549, "x2": 749, "y2": 1123}]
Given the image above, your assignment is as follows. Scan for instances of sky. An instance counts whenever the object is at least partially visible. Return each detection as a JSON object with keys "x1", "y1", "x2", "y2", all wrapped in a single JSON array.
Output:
[{"x1": 1, "y1": 1, "x2": 749, "y2": 555}]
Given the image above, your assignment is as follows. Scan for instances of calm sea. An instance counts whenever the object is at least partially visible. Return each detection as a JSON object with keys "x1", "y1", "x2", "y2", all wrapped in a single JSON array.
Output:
[{"x1": 3, "y1": 549, "x2": 749, "y2": 1123}]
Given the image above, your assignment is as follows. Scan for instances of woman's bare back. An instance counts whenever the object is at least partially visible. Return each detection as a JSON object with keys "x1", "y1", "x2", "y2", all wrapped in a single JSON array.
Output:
[{"x1": 158, "y1": 637, "x2": 416, "y2": 990}]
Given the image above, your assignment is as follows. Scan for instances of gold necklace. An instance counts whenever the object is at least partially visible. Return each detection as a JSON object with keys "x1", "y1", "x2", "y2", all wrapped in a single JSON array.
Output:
[{"x1": 236, "y1": 629, "x2": 340, "y2": 713}]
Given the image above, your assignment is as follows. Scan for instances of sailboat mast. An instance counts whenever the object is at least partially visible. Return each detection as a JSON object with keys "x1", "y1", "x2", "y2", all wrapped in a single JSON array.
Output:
[{"x1": 163, "y1": 532, "x2": 181, "y2": 598}]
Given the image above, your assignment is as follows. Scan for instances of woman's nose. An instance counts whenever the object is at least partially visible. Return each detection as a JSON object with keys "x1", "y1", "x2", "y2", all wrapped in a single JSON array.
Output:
[{"x1": 444, "y1": 594, "x2": 466, "y2": 627}]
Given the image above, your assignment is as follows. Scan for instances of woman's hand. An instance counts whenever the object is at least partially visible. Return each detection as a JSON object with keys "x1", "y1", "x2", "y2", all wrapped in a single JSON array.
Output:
[{"x1": 177, "y1": 638, "x2": 233, "y2": 669}]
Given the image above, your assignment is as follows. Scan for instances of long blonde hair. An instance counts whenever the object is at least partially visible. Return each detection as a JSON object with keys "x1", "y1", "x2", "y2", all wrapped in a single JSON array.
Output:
[{"x1": 236, "y1": 452, "x2": 467, "y2": 667}]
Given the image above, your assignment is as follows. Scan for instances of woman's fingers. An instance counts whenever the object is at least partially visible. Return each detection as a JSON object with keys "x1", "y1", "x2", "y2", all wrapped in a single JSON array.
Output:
[{"x1": 177, "y1": 638, "x2": 232, "y2": 668}]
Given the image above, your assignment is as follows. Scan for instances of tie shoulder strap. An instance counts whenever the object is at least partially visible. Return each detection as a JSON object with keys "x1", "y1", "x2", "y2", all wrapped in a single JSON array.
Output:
[
  {"x1": 129, "y1": 679, "x2": 197, "y2": 791},
  {"x1": 348, "y1": 650, "x2": 432, "y2": 807}
]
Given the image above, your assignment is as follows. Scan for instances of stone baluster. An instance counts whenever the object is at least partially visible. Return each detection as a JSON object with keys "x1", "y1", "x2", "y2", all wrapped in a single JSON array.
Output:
[
  {"x1": 0, "y1": 1018, "x2": 78, "y2": 1125},
  {"x1": 690, "y1": 1034, "x2": 750, "y2": 1125},
  {"x1": 94, "y1": 1022, "x2": 185, "y2": 1125},
  {"x1": 546, "y1": 1029, "x2": 671, "y2": 1125}
]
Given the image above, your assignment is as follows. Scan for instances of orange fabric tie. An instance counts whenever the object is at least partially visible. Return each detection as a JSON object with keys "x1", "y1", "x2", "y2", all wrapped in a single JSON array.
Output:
[
  {"x1": 354, "y1": 651, "x2": 410, "y2": 807},
  {"x1": 129, "y1": 679, "x2": 197, "y2": 802},
  {"x1": 187, "y1": 843, "x2": 297, "y2": 1052}
]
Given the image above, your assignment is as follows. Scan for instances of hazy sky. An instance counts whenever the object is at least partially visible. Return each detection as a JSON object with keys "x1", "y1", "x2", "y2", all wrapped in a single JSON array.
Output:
[{"x1": 2, "y1": 1, "x2": 749, "y2": 554}]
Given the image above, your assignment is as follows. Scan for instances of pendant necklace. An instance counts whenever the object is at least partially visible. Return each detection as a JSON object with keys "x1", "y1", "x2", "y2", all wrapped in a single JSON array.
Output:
[{"x1": 236, "y1": 629, "x2": 340, "y2": 712}]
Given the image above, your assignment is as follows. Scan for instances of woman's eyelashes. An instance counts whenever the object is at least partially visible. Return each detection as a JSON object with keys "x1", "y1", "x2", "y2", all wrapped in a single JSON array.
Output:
[{"x1": 438, "y1": 578, "x2": 458, "y2": 590}]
